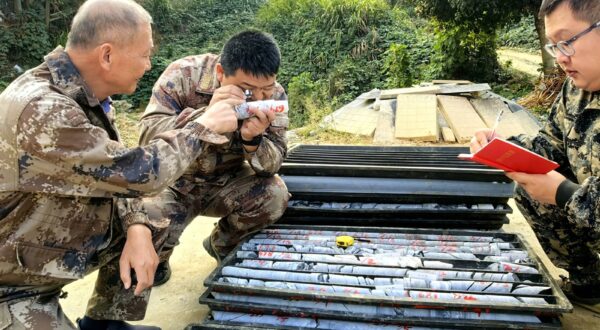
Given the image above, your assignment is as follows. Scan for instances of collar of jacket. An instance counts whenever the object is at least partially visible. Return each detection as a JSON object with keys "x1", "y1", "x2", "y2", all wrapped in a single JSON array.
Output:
[
  {"x1": 587, "y1": 91, "x2": 600, "y2": 110},
  {"x1": 195, "y1": 54, "x2": 222, "y2": 95},
  {"x1": 45, "y1": 46, "x2": 100, "y2": 109}
]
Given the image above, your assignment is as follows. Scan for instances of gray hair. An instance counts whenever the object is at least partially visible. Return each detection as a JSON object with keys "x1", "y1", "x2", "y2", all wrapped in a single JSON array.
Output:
[
  {"x1": 539, "y1": 0, "x2": 600, "y2": 23},
  {"x1": 66, "y1": 0, "x2": 152, "y2": 50}
]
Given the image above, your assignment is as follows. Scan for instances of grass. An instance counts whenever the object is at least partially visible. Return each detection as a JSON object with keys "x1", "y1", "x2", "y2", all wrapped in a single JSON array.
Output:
[
  {"x1": 491, "y1": 63, "x2": 536, "y2": 102},
  {"x1": 292, "y1": 126, "x2": 375, "y2": 145},
  {"x1": 115, "y1": 111, "x2": 143, "y2": 148}
]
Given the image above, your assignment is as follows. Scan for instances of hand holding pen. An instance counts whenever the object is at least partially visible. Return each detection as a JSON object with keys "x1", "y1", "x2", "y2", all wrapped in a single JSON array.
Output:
[
  {"x1": 489, "y1": 109, "x2": 504, "y2": 140},
  {"x1": 470, "y1": 109, "x2": 505, "y2": 153}
]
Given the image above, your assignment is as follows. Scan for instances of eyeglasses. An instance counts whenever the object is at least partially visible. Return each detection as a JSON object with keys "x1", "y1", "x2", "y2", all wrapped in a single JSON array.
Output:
[{"x1": 544, "y1": 21, "x2": 600, "y2": 58}]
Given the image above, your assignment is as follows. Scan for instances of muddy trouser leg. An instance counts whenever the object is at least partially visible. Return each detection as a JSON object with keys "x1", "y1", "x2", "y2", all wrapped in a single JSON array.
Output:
[
  {"x1": 142, "y1": 168, "x2": 289, "y2": 260},
  {"x1": 514, "y1": 185, "x2": 600, "y2": 287},
  {"x1": 142, "y1": 187, "x2": 192, "y2": 261},
  {"x1": 84, "y1": 212, "x2": 170, "y2": 321},
  {"x1": 202, "y1": 167, "x2": 289, "y2": 256},
  {"x1": 0, "y1": 287, "x2": 76, "y2": 330}
]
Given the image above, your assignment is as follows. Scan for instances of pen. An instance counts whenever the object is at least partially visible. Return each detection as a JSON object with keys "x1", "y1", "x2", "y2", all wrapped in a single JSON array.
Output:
[{"x1": 490, "y1": 109, "x2": 504, "y2": 139}]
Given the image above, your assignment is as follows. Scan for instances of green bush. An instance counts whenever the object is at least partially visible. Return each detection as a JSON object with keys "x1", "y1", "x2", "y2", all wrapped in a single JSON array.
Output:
[
  {"x1": 491, "y1": 65, "x2": 535, "y2": 101},
  {"x1": 12, "y1": 15, "x2": 52, "y2": 68},
  {"x1": 0, "y1": 2, "x2": 80, "y2": 87},
  {"x1": 328, "y1": 57, "x2": 384, "y2": 103},
  {"x1": 257, "y1": 0, "x2": 429, "y2": 126},
  {"x1": 382, "y1": 43, "x2": 414, "y2": 88},
  {"x1": 143, "y1": 0, "x2": 176, "y2": 34},
  {"x1": 121, "y1": 0, "x2": 267, "y2": 107},
  {"x1": 258, "y1": 0, "x2": 397, "y2": 85},
  {"x1": 0, "y1": 10, "x2": 51, "y2": 75},
  {"x1": 287, "y1": 72, "x2": 336, "y2": 133},
  {"x1": 1, "y1": 0, "x2": 532, "y2": 130},
  {"x1": 0, "y1": 27, "x2": 14, "y2": 87},
  {"x1": 428, "y1": 22, "x2": 499, "y2": 82},
  {"x1": 498, "y1": 15, "x2": 539, "y2": 51},
  {"x1": 407, "y1": 0, "x2": 539, "y2": 82},
  {"x1": 287, "y1": 72, "x2": 313, "y2": 127}
]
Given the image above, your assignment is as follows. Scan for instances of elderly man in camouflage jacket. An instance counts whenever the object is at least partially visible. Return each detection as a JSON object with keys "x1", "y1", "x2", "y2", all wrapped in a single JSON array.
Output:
[
  {"x1": 138, "y1": 30, "x2": 289, "y2": 284},
  {"x1": 0, "y1": 1, "x2": 240, "y2": 329},
  {"x1": 471, "y1": 0, "x2": 600, "y2": 313}
]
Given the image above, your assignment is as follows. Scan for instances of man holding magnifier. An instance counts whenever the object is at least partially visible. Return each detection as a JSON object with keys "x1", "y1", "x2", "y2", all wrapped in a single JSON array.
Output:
[{"x1": 138, "y1": 29, "x2": 289, "y2": 285}]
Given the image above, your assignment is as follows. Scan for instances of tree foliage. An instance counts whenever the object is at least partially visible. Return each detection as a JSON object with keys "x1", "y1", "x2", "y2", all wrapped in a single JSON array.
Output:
[
  {"x1": 431, "y1": 22, "x2": 502, "y2": 82},
  {"x1": 117, "y1": 0, "x2": 267, "y2": 106},
  {"x1": 499, "y1": 15, "x2": 539, "y2": 51},
  {"x1": 382, "y1": 43, "x2": 414, "y2": 88},
  {"x1": 256, "y1": 0, "x2": 430, "y2": 125},
  {"x1": 1, "y1": 0, "x2": 547, "y2": 126},
  {"x1": 412, "y1": 0, "x2": 526, "y2": 31},
  {"x1": 407, "y1": 0, "x2": 517, "y2": 81},
  {"x1": 408, "y1": 0, "x2": 554, "y2": 79},
  {"x1": 1, "y1": 0, "x2": 81, "y2": 89}
]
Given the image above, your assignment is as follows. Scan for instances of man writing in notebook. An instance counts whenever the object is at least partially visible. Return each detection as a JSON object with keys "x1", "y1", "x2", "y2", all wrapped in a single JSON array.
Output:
[{"x1": 470, "y1": 0, "x2": 600, "y2": 312}]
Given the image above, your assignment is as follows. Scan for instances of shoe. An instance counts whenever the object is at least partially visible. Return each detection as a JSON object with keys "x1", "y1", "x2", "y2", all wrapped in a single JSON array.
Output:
[
  {"x1": 77, "y1": 316, "x2": 161, "y2": 330},
  {"x1": 153, "y1": 261, "x2": 171, "y2": 286},
  {"x1": 202, "y1": 236, "x2": 223, "y2": 263},
  {"x1": 559, "y1": 275, "x2": 600, "y2": 314}
]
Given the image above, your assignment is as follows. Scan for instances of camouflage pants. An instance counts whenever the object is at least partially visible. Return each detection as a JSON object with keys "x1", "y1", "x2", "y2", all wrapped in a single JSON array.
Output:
[
  {"x1": 514, "y1": 185, "x2": 600, "y2": 287},
  {"x1": 0, "y1": 294, "x2": 74, "y2": 330},
  {"x1": 144, "y1": 165, "x2": 289, "y2": 259},
  {"x1": 0, "y1": 219, "x2": 168, "y2": 329}
]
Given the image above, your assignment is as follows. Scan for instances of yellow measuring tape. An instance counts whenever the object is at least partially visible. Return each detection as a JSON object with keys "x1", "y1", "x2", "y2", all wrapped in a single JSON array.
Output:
[
  {"x1": 336, "y1": 235, "x2": 372, "y2": 248},
  {"x1": 336, "y1": 236, "x2": 355, "y2": 248}
]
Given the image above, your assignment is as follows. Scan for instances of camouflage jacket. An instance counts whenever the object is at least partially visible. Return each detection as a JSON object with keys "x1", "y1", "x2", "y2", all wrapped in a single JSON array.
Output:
[
  {"x1": 509, "y1": 79, "x2": 600, "y2": 230},
  {"x1": 139, "y1": 54, "x2": 288, "y2": 194},
  {"x1": 0, "y1": 47, "x2": 227, "y2": 285}
]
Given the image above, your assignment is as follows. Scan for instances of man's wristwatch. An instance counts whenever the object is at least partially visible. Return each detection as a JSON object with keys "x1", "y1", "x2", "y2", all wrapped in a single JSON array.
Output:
[{"x1": 241, "y1": 134, "x2": 263, "y2": 146}]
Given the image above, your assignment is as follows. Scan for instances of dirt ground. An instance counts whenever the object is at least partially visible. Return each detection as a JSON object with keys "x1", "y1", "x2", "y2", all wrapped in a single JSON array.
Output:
[
  {"x1": 497, "y1": 48, "x2": 543, "y2": 77},
  {"x1": 61, "y1": 200, "x2": 600, "y2": 329}
]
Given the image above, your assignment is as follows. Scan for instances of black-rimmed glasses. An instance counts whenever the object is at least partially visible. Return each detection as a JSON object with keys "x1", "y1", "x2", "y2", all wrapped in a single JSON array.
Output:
[{"x1": 545, "y1": 21, "x2": 600, "y2": 58}]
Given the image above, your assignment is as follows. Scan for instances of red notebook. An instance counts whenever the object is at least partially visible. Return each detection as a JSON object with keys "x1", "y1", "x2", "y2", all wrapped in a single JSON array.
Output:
[{"x1": 458, "y1": 138, "x2": 559, "y2": 174}]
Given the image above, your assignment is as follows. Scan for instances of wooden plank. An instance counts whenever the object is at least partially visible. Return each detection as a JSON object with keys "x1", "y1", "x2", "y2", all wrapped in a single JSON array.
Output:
[
  {"x1": 470, "y1": 98, "x2": 510, "y2": 127},
  {"x1": 395, "y1": 94, "x2": 438, "y2": 141},
  {"x1": 357, "y1": 88, "x2": 381, "y2": 101},
  {"x1": 323, "y1": 98, "x2": 378, "y2": 136},
  {"x1": 494, "y1": 111, "x2": 527, "y2": 138},
  {"x1": 512, "y1": 110, "x2": 542, "y2": 136},
  {"x1": 373, "y1": 100, "x2": 396, "y2": 144},
  {"x1": 441, "y1": 127, "x2": 456, "y2": 142},
  {"x1": 438, "y1": 95, "x2": 487, "y2": 143},
  {"x1": 380, "y1": 86, "x2": 441, "y2": 100},
  {"x1": 438, "y1": 83, "x2": 491, "y2": 95},
  {"x1": 432, "y1": 80, "x2": 472, "y2": 85},
  {"x1": 436, "y1": 109, "x2": 451, "y2": 141},
  {"x1": 470, "y1": 99, "x2": 537, "y2": 138},
  {"x1": 471, "y1": 100, "x2": 539, "y2": 138}
]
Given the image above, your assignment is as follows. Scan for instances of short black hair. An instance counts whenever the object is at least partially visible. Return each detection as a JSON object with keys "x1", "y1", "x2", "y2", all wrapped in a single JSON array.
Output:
[
  {"x1": 220, "y1": 29, "x2": 281, "y2": 78},
  {"x1": 539, "y1": 0, "x2": 600, "y2": 23}
]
